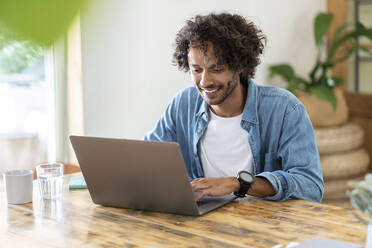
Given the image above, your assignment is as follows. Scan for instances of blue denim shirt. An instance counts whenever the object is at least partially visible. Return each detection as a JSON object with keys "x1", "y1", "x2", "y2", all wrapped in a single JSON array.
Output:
[{"x1": 144, "y1": 80, "x2": 324, "y2": 202}]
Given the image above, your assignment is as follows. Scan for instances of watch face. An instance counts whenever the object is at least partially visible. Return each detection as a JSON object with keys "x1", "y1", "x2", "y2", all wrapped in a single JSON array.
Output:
[{"x1": 240, "y1": 171, "x2": 254, "y2": 183}]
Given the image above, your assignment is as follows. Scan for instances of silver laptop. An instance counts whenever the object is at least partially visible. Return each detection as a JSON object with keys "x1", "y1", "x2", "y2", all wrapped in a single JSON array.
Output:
[{"x1": 69, "y1": 135, "x2": 237, "y2": 216}]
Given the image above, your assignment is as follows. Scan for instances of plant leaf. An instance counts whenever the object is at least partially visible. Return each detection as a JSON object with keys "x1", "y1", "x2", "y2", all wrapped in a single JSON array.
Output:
[
  {"x1": 314, "y1": 13, "x2": 333, "y2": 46},
  {"x1": 329, "y1": 23, "x2": 372, "y2": 59},
  {"x1": 332, "y1": 76, "x2": 344, "y2": 86},
  {"x1": 309, "y1": 60, "x2": 321, "y2": 82},
  {"x1": 269, "y1": 64, "x2": 295, "y2": 82},
  {"x1": 310, "y1": 85, "x2": 338, "y2": 111},
  {"x1": 331, "y1": 48, "x2": 353, "y2": 64},
  {"x1": 357, "y1": 22, "x2": 372, "y2": 40},
  {"x1": 294, "y1": 76, "x2": 308, "y2": 85},
  {"x1": 333, "y1": 23, "x2": 348, "y2": 42},
  {"x1": 0, "y1": 0, "x2": 86, "y2": 46},
  {"x1": 350, "y1": 40, "x2": 372, "y2": 56}
]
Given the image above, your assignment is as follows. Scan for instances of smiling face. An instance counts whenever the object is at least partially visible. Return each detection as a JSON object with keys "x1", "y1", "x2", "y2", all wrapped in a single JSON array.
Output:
[{"x1": 188, "y1": 43, "x2": 242, "y2": 108}]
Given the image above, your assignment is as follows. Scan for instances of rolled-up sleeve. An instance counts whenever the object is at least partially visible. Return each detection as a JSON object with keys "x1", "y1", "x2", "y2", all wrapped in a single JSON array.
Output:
[{"x1": 256, "y1": 103, "x2": 324, "y2": 202}]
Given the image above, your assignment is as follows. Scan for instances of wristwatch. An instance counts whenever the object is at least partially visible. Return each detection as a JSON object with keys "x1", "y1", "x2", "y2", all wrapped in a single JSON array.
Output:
[{"x1": 234, "y1": 171, "x2": 254, "y2": 198}]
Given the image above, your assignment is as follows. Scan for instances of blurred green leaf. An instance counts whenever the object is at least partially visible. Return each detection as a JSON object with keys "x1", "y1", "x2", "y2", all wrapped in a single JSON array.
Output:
[
  {"x1": 358, "y1": 44, "x2": 372, "y2": 55},
  {"x1": 310, "y1": 85, "x2": 337, "y2": 110},
  {"x1": 331, "y1": 48, "x2": 354, "y2": 64},
  {"x1": 333, "y1": 23, "x2": 348, "y2": 42},
  {"x1": 329, "y1": 22, "x2": 372, "y2": 59},
  {"x1": 0, "y1": 0, "x2": 86, "y2": 46},
  {"x1": 332, "y1": 76, "x2": 343, "y2": 86},
  {"x1": 269, "y1": 64, "x2": 295, "y2": 82},
  {"x1": 348, "y1": 40, "x2": 372, "y2": 58},
  {"x1": 357, "y1": 22, "x2": 372, "y2": 40},
  {"x1": 309, "y1": 60, "x2": 321, "y2": 82},
  {"x1": 294, "y1": 76, "x2": 308, "y2": 85},
  {"x1": 314, "y1": 13, "x2": 333, "y2": 46},
  {"x1": 269, "y1": 64, "x2": 308, "y2": 95}
]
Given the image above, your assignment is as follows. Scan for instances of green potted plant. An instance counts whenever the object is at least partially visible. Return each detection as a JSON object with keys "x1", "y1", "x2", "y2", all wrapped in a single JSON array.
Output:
[{"x1": 269, "y1": 12, "x2": 372, "y2": 126}]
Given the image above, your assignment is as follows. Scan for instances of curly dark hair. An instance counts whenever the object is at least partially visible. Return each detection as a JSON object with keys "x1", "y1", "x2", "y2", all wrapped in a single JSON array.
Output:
[{"x1": 173, "y1": 12, "x2": 266, "y2": 84}]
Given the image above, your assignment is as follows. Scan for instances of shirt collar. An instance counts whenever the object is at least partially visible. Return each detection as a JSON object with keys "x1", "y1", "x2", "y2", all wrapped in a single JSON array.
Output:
[
  {"x1": 195, "y1": 79, "x2": 259, "y2": 124},
  {"x1": 196, "y1": 98, "x2": 209, "y2": 117},
  {"x1": 242, "y1": 79, "x2": 259, "y2": 124}
]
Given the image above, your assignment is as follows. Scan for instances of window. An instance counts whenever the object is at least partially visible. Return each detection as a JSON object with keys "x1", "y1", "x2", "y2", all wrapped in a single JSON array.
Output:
[{"x1": 0, "y1": 26, "x2": 56, "y2": 173}]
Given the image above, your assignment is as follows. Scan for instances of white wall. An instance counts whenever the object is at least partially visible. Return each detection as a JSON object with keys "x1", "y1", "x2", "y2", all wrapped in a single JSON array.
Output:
[{"x1": 80, "y1": 0, "x2": 326, "y2": 139}]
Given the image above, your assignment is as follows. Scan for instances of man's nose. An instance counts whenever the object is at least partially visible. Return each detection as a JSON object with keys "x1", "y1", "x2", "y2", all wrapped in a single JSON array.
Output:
[{"x1": 200, "y1": 71, "x2": 213, "y2": 88}]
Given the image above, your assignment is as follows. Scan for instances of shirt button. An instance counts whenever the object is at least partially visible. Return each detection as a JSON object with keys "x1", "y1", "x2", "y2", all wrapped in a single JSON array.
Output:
[{"x1": 197, "y1": 128, "x2": 202, "y2": 133}]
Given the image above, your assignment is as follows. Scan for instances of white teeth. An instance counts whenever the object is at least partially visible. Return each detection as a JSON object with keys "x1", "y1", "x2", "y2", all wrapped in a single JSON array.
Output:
[{"x1": 204, "y1": 89, "x2": 218, "y2": 93}]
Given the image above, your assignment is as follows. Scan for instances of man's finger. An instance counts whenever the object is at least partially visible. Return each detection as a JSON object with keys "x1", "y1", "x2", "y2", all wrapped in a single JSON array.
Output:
[
  {"x1": 195, "y1": 188, "x2": 216, "y2": 200},
  {"x1": 195, "y1": 190, "x2": 204, "y2": 201},
  {"x1": 190, "y1": 181, "x2": 197, "y2": 192},
  {"x1": 191, "y1": 181, "x2": 209, "y2": 192}
]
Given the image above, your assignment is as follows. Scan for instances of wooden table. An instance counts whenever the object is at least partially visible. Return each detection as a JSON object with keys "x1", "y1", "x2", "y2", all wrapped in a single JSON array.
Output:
[{"x1": 0, "y1": 173, "x2": 368, "y2": 247}]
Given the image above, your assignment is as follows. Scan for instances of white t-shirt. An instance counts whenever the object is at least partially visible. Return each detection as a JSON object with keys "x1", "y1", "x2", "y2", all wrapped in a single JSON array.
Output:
[{"x1": 200, "y1": 109, "x2": 254, "y2": 177}]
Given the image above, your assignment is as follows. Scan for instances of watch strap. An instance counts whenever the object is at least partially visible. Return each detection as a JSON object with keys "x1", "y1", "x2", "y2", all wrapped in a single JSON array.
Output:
[
  {"x1": 234, "y1": 178, "x2": 251, "y2": 197},
  {"x1": 234, "y1": 173, "x2": 253, "y2": 198}
]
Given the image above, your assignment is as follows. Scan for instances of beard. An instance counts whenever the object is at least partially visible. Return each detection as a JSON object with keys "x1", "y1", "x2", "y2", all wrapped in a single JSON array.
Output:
[{"x1": 199, "y1": 72, "x2": 239, "y2": 106}]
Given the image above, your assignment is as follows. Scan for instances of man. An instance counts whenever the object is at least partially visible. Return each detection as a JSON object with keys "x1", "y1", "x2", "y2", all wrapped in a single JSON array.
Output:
[{"x1": 144, "y1": 13, "x2": 324, "y2": 202}]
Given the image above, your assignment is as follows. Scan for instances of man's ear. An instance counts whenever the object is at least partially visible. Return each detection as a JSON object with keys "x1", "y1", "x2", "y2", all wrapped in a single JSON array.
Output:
[{"x1": 234, "y1": 69, "x2": 243, "y2": 79}]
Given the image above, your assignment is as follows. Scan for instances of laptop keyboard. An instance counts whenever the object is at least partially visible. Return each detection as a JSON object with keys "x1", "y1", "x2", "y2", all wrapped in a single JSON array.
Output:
[
  {"x1": 196, "y1": 200, "x2": 208, "y2": 207},
  {"x1": 194, "y1": 193, "x2": 233, "y2": 207},
  {"x1": 196, "y1": 195, "x2": 222, "y2": 207},
  {"x1": 195, "y1": 193, "x2": 210, "y2": 207}
]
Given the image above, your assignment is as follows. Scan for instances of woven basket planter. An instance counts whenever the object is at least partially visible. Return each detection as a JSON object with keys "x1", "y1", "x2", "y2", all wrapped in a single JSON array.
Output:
[
  {"x1": 323, "y1": 176, "x2": 365, "y2": 201},
  {"x1": 298, "y1": 87, "x2": 348, "y2": 127},
  {"x1": 321, "y1": 148, "x2": 369, "y2": 180},
  {"x1": 315, "y1": 122, "x2": 364, "y2": 155}
]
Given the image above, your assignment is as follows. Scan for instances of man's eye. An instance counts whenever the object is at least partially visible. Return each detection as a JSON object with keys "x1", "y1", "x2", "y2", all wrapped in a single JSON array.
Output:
[
  {"x1": 192, "y1": 69, "x2": 201, "y2": 73},
  {"x1": 213, "y1": 68, "x2": 224, "y2": 72}
]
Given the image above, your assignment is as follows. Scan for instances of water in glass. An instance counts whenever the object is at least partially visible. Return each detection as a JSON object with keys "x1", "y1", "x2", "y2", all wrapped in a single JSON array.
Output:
[
  {"x1": 38, "y1": 174, "x2": 63, "y2": 199},
  {"x1": 37, "y1": 163, "x2": 63, "y2": 199}
]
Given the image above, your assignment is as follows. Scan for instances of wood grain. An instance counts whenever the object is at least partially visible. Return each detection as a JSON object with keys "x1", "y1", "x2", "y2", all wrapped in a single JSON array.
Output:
[{"x1": 0, "y1": 173, "x2": 367, "y2": 247}]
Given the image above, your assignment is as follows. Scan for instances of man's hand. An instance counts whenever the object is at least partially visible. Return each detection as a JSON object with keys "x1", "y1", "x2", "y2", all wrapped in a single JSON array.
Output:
[
  {"x1": 191, "y1": 176, "x2": 276, "y2": 200},
  {"x1": 191, "y1": 177, "x2": 240, "y2": 201}
]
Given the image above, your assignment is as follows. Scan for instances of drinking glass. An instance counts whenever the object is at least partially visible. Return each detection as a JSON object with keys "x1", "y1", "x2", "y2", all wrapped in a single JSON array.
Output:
[{"x1": 36, "y1": 163, "x2": 64, "y2": 199}]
